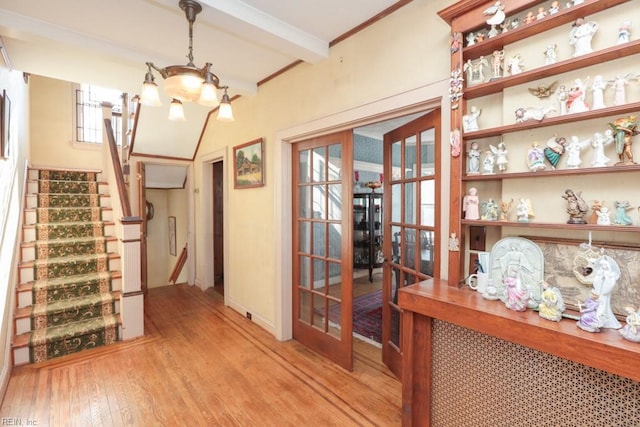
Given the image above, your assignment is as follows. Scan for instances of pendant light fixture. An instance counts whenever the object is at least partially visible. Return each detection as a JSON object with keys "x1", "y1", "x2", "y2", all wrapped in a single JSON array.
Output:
[{"x1": 140, "y1": 0, "x2": 234, "y2": 121}]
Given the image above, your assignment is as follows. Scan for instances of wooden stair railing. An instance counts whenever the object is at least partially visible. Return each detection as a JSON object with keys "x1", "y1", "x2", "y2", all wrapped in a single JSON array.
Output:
[{"x1": 170, "y1": 245, "x2": 188, "y2": 284}]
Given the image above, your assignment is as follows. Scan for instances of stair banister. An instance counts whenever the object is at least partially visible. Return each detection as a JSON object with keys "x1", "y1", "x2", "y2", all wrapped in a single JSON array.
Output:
[{"x1": 102, "y1": 104, "x2": 144, "y2": 340}]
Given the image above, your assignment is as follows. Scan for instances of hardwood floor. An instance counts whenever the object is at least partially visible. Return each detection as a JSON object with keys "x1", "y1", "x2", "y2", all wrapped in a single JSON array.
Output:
[{"x1": 0, "y1": 284, "x2": 401, "y2": 426}]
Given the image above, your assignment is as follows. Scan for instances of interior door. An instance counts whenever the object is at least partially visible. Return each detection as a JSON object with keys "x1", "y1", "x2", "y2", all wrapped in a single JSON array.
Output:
[
  {"x1": 382, "y1": 109, "x2": 441, "y2": 378},
  {"x1": 292, "y1": 130, "x2": 354, "y2": 371},
  {"x1": 213, "y1": 161, "x2": 224, "y2": 285},
  {"x1": 137, "y1": 161, "x2": 148, "y2": 294}
]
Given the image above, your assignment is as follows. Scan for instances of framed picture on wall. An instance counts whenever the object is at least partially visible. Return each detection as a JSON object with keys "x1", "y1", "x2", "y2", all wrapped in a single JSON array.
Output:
[
  {"x1": 233, "y1": 138, "x2": 265, "y2": 189},
  {"x1": 168, "y1": 216, "x2": 176, "y2": 256},
  {"x1": 1, "y1": 90, "x2": 10, "y2": 159}
]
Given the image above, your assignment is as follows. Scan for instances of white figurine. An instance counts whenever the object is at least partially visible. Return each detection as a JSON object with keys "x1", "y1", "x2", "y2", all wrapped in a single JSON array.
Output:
[
  {"x1": 483, "y1": 1, "x2": 506, "y2": 26},
  {"x1": 592, "y1": 255, "x2": 622, "y2": 329},
  {"x1": 609, "y1": 75, "x2": 630, "y2": 106},
  {"x1": 462, "y1": 106, "x2": 482, "y2": 132},
  {"x1": 566, "y1": 79, "x2": 588, "y2": 114},
  {"x1": 544, "y1": 44, "x2": 558, "y2": 65},
  {"x1": 617, "y1": 21, "x2": 632, "y2": 45},
  {"x1": 516, "y1": 198, "x2": 533, "y2": 222},
  {"x1": 466, "y1": 32, "x2": 476, "y2": 47},
  {"x1": 481, "y1": 150, "x2": 496, "y2": 174},
  {"x1": 566, "y1": 135, "x2": 590, "y2": 168},
  {"x1": 490, "y1": 50, "x2": 505, "y2": 79},
  {"x1": 556, "y1": 85, "x2": 568, "y2": 115},
  {"x1": 548, "y1": 1, "x2": 560, "y2": 15},
  {"x1": 569, "y1": 18, "x2": 598, "y2": 57},
  {"x1": 515, "y1": 106, "x2": 555, "y2": 123},
  {"x1": 590, "y1": 130, "x2": 614, "y2": 167},
  {"x1": 590, "y1": 75, "x2": 607, "y2": 110},
  {"x1": 463, "y1": 187, "x2": 480, "y2": 220},
  {"x1": 490, "y1": 142, "x2": 508, "y2": 172},
  {"x1": 527, "y1": 143, "x2": 546, "y2": 172},
  {"x1": 507, "y1": 54, "x2": 524, "y2": 75},
  {"x1": 464, "y1": 57, "x2": 488, "y2": 85},
  {"x1": 596, "y1": 206, "x2": 611, "y2": 225},
  {"x1": 620, "y1": 306, "x2": 640, "y2": 342},
  {"x1": 467, "y1": 141, "x2": 481, "y2": 174},
  {"x1": 488, "y1": 25, "x2": 500, "y2": 38}
]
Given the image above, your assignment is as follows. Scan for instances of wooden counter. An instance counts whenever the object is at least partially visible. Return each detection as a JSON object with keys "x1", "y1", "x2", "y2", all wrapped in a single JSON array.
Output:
[{"x1": 398, "y1": 279, "x2": 640, "y2": 426}]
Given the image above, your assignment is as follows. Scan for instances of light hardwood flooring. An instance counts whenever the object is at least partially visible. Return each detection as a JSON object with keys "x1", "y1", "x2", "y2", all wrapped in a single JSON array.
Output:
[{"x1": 0, "y1": 284, "x2": 401, "y2": 426}]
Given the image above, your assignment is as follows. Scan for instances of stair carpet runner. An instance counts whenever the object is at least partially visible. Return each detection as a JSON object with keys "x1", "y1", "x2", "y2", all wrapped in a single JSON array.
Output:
[{"x1": 15, "y1": 169, "x2": 121, "y2": 364}]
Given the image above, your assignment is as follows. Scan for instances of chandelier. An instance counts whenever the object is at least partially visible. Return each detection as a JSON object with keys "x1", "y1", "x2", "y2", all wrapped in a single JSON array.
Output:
[{"x1": 140, "y1": 0, "x2": 234, "y2": 122}]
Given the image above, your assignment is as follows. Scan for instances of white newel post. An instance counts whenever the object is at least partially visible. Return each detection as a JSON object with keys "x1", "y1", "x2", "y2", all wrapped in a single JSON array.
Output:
[{"x1": 120, "y1": 218, "x2": 144, "y2": 340}]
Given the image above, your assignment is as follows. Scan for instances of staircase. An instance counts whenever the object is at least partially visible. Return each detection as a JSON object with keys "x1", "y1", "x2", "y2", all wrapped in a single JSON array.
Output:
[{"x1": 12, "y1": 168, "x2": 122, "y2": 365}]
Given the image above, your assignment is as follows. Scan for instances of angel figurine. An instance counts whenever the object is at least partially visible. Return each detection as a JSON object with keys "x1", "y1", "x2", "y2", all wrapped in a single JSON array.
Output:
[
  {"x1": 516, "y1": 198, "x2": 534, "y2": 222},
  {"x1": 462, "y1": 106, "x2": 482, "y2": 132},
  {"x1": 507, "y1": 54, "x2": 524, "y2": 75},
  {"x1": 481, "y1": 150, "x2": 496, "y2": 174},
  {"x1": 592, "y1": 255, "x2": 622, "y2": 329},
  {"x1": 596, "y1": 206, "x2": 611, "y2": 225},
  {"x1": 490, "y1": 49, "x2": 505, "y2": 80},
  {"x1": 463, "y1": 57, "x2": 488, "y2": 85},
  {"x1": 613, "y1": 200, "x2": 633, "y2": 225},
  {"x1": 617, "y1": 21, "x2": 632, "y2": 45},
  {"x1": 562, "y1": 189, "x2": 589, "y2": 224},
  {"x1": 565, "y1": 135, "x2": 591, "y2": 168},
  {"x1": 544, "y1": 44, "x2": 558, "y2": 65},
  {"x1": 483, "y1": 1, "x2": 506, "y2": 26},
  {"x1": 543, "y1": 136, "x2": 567, "y2": 169},
  {"x1": 566, "y1": 79, "x2": 588, "y2": 114},
  {"x1": 498, "y1": 199, "x2": 513, "y2": 221},
  {"x1": 608, "y1": 74, "x2": 632, "y2": 106},
  {"x1": 481, "y1": 198, "x2": 499, "y2": 221},
  {"x1": 620, "y1": 306, "x2": 640, "y2": 342},
  {"x1": 569, "y1": 18, "x2": 598, "y2": 57},
  {"x1": 608, "y1": 115, "x2": 638, "y2": 165},
  {"x1": 490, "y1": 142, "x2": 508, "y2": 172},
  {"x1": 463, "y1": 187, "x2": 480, "y2": 220},
  {"x1": 590, "y1": 130, "x2": 614, "y2": 167},
  {"x1": 538, "y1": 281, "x2": 565, "y2": 322},
  {"x1": 590, "y1": 75, "x2": 607, "y2": 110},
  {"x1": 577, "y1": 290, "x2": 602, "y2": 332},
  {"x1": 527, "y1": 143, "x2": 546, "y2": 172},
  {"x1": 467, "y1": 141, "x2": 481, "y2": 174}
]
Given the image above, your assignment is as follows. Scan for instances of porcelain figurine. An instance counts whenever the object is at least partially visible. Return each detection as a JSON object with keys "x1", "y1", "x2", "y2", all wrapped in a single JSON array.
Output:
[
  {"x1": 450, "y1": 32, "x2": 462, "y2": 53},
  {"x1": 590, "y1": 75, "x2": 607, "y2": 109},
  {"x1": 490, "y1": 49, "x2": 505, "y2": 79},
  {"x1": 527, "y1": 143, "x2": 546, "y2": 172},
  {"x1": 515, "y1": 106, "x2": 555, "y2": 123},
  {"x1": 548, "y1": 1, "x2": 560, "y2": 15},
  {"x1": 565, "y1": 135, "x2": 590, "y2": 168},
  {"x1": 490, "y1": 142, "x2": 508, "y2": 172},
  {"x1": 481, "y1": 150, "x2": 495, "y2": 174},
  {"x1": 516, "y1": 198, "x2": 533, "y2": 222},
  {"x1": 462, "y1": 106, "x2": 482, "y2": 132},
  {"x1": 499, "y1": 199, "x2": 513, "y2": 221},
  {"x1": 467, "y1": 141, "x2": 481, "y2": 174},
  {"x1": 556, "y1": 85, "x2": 568, "y2": 115},
  {"x1": 566, "y1": 79, "x2": 589, "y2": 113},
  {"x1": 464, "y1": 57, "x2": 487, "y2": 85},
  {"x1": 620, "y1": 306, "x2": 640, "y2": 342},
  {"x1": 562, "y1": 189, "x2": 589, "y2": 224},
  {"x1": 488, "y1": 25, "x2": 500, "y2": 38},
  {"x1": 528, "y1": 81, "x2": 558, "y2": 99},
  {"x1": 538, "y1": 281, "x2": 566, "y2": 321},
  {"x1": 449, "y1": 67, "x2": 464, "y2": 109},
  {"x1": 608, "y1": 115, "x2": 638, "y2": 165},
  {"x1": 524, "y1": 11, "x2": 536, "y2": 25},
  {"x1": 507, "y1": 54, "x2": 524, "y2": 75},
  {"x1": 609, "y1": 74, "x2": 631, "y2": 106},
  {"x1": 481, "y1": 198, "x2": 499, "y2": 221},
  {"x1": 592, "y1": 255, "x2": 622, "y2": 329},
  {"x1": 543, "y1": 44, "x2": 558, "y2": 65},
  {"x1": 504, "y1": 264, "x2": 529, "y2": 312},
  {"x1": 613, "y1": 200, "x2": 633, "y2": 225},
  {"x1": 483, "y1": 1, "x2": 506, "y2": 26},
  {"x1": 450, "y1": 128, "x2": 461, "y2": 157},
  {"x1": 543, "y1": 136, "x2": 567, "y2": 169},
  {"x1": 569, "y1": 18, "x2": 598, "y2": 57},
  {"x1": 536, "y1": 7, "x2": 547, "y2": 20},
  {"x1": 463, "y1": 187, "x2": 480, "y2": 220},
  {"x1": 577, "y1": 290, "x2": 602, "y2": 332},
  {"x1": 590, "y1": 130, "x2": 614, "y2": 167},
  {"x1": 466, "y1": 32, "x2": 476, "y2": 46},
  {"x1": 617, "y1": 21, "x2": 632, "y2": 45},
  {"x1": 448, "y1": 232, "x2": 460, "y2": 252},
  {"x1": 596, "y1": 206, "x2": 611, "y2": 225}
]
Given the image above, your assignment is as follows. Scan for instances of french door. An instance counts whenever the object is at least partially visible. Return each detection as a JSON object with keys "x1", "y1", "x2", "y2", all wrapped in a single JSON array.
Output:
[
  {"x1": 382, "y1": 109, "x2": 441, "y2": 377},
  {"x1": 292, "y1": 130, "x2": 354, "y2": 370}
]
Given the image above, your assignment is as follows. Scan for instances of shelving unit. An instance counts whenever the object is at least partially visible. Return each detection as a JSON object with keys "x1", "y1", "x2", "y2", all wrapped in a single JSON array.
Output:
[
  {"x1": 353, "y1": 192, "x2": 383, "y2": 282},
  {"x1": 442, "y1": 0, "x2": 639, "y2": 284}
]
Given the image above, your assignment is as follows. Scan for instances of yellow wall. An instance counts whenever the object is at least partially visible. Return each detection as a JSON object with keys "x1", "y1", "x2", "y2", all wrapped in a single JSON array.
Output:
[
  {"x1": 0, "y1": 67, "x2": 31, "y2": 399},
  {"x1": 29, "y1": 76, "x2": 102, "y2": 170},
  {"x1": 193, "y1": 0, "x2": 454, "y2": 327}
]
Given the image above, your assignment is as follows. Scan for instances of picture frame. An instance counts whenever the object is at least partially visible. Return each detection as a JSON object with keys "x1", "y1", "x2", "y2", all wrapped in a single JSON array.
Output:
[
  {"x1": 1, "y1": 90, "x2": 10, "y2": 159},
  {"x1": 168, "y1": 216, "x2": 176, "y2": 256},
  {"x1": 233, "y1": 138, "x2": 264, "y2": 189},
  {"x1": 526, "y1": 236, "x2": 640, "y2": 318}
]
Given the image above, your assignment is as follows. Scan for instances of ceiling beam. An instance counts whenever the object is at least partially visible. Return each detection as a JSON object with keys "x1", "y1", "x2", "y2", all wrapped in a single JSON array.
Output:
[{"x1": 198, "y1": 0, "x2": 328, "y2": 64}]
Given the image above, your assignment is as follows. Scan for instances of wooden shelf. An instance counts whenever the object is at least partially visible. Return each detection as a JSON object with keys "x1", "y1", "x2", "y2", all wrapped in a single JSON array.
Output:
[
  {"x1": 463, "y1": 102, "x2": 640, "y2": 139},
  {"x1": 462, "y1": 163, "x2": 640, "y2": 180},
  {"x1": 398, "y1": 279, "x2": 640, "y2": 383},
  {"x1": 461, "y1": 219, "x2": 640, "y2": 232},
  {"x1": 460, "y1": 0, "x2": 630, "y2": 58},
  {"x1": 464, "y1": 39, "x2": 640, "y2": 99}
]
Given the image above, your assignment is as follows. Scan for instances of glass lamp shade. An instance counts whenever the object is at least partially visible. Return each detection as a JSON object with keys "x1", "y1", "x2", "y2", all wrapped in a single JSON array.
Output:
[
  {"x1": 140, "y1": 81, "x2": 162, "y2": 107},
  {"x1": 163, "y1": 66, "x2": 204, "y2": 103},
  {"x1": 217, "y1": 101, "x2": 234, "y2": 122},
  {"x1": 198, "y1": 81, "x2": 219, "y2": 107},
  {"x1": 168, "y1": 99, "x2": 186, "y2": 121}
]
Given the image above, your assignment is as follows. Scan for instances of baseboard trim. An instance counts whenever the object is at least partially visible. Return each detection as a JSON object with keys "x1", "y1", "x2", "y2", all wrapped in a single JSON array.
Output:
[{"x1": 226, "y1": 298, "x2": 276, "y2": 337}]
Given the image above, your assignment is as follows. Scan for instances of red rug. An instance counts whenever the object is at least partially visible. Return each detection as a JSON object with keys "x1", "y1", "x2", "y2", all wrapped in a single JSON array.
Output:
[{"x1": 329, "y1": 290, "x2": 382, "y2": 344}]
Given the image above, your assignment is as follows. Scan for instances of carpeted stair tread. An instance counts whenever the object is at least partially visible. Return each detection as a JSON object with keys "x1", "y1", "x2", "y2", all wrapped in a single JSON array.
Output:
[
  {"x1": 34, "y1": 206, "x2": 104, "y2": 223},
  {"x1": 29, "y1": 252, "x2": 113, "y2": 268},
  {"x1": 29, "y1": 292, "x2": 120, "y2": 330},
  {"x1": 38, "y1": 170, "x2": 98, "y2": 182},
  {"x1": 16, "y1": 291, "x2": 121, "y2": 320},
  {"x1": 20, "y1": 271, "x2": 120, "y2": 292},
  {"x1": 36, "y1": 180, "x2": 99, "y2": 194},
  {"x1": 13, "y1": 314, "x2": 120, "y2": 347},
  {"x1": 26, "y1": 236, "x2": 109, "y2": 260}
]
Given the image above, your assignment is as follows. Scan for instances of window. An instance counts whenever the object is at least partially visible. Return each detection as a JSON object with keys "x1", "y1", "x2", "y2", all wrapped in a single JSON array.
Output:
[{"x1": 75, "y1": 84, "x2": 124, "y2": 144}]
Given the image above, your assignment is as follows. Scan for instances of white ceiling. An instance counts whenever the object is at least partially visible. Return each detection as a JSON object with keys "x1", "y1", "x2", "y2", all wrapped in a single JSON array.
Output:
[{"x1": 0, "y1": 0, "x2": 404, "y2": 161}]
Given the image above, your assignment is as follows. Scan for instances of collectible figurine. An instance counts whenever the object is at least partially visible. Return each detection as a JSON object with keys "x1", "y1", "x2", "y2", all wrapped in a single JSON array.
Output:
[
  {"x1": 608, "y1": 115, "x2": 638, "y2": 165},
  {"x1": 617, "y1": 21, "x2": 632, "y2": 45},
  {"x1": 592, "y1": 255, "x2": 622, "y2": 329},
  {"x1": 450, "y1": 32, "x2": 462, "y2": 53},
  {"x1": 548, "y1": 1, "x2": 560, "y2": 15},
  {"x1": 527, "y1": 143, "x2": 546, "y2": 171},
  {"x1": 507, "y1": 54, "x2": 524, "y2": 75},
  {"x1": 528, "y1": 81, "x2": 558, "y2": 99},
  {"x1": 449, "y1": 67, "x2": 464, "y2": 109},
  {"x1": 524, "y1": 11, "x2": 536, "y2": 25},
  {"x1": 613, "y1": 200, "x2": 633, "y2": 225},
  {"x1": 543, "y1": 44, "x2": 558, "y2": 65},
  {"x1": 565, "y1": 135, "x2": 590, "y2": 168},
  {"x1": 590, "y1": 130, "x2": 614, "y2": 167},
  {"x1": 620, "y1": 306, "x2": 640, "y2": 342},
  {"x1": 538, "y1": 281, "x2": 565, "y2": 321},
  {"x1": 562, "y1": 189, "x2": 589, "y2": 224},
  {"x1": 467, "y1": 141, "x2": 481, "y2": 174},
  {"x1": 515, "y1": 106, "x2": 555, "y2": 123},
  {"x1": 504, "y1": 267, "x2": 529, "y2": 311},
  {"x1": 450, "y1": 128, "x2": 461, "y2": 157},
  {"x1": 557, "y1": 85, "x2": 568, "y2": 115},
  {"x1": 483, "y1": 1, "x2": 506, "y2": 26},
  {"x1": 499, "y1": 199, "x2": 513, "y2": 221},
  {"x1": 569, "y1": 18, "x2": 598, "y2": 57},
  {"x1": 448, "y1": 232, "x2": 460, "y2": 251},
  {"x1": 488, "y1": 25, "x2": 500, "y2": 38},
  {"x1": 481, "y1": 150, "x2": 496, "y2": 174},
  {"x1": 490, "y1": 49, "x2": 505, "y2": 79},
  {"x1": 481, "y1": 198, "x2": 499, "y2": 221},
  {"x1": 596, "y1": 206, "x2": 611, "y2": 225},
  {"x1": 543, "y1": 136, "x2": 567, "y2": 169},
  {"x1": 566, "y1": 79, "x2": 589, "y2": 113},
  {"x1": 466, "y1": 32, "x2": 476, "y2": 47},
  {"x1": 577, "y1": 290, "x2": 602, "y2": 332},
  {"x1": 463, "y1": 187, "x2": 480, "y2": 220},
  {"x1": 516, "y1": 198, "x2": 533, "y2": 222},
  {"x1": 464, "y1": 57, "x2": 488, "y2": 85},
  {"x1": 490, "y1": 142, "x2": 508, "y2": 172},
  {"x1": 608, "y1": 74, "x2": 632, "y2": 106},
  {"x1": 536, "y1": 7, "x2": 547, "y2": 20},
  {"x1": 590, "y1": 75, "x2": 607, "y2": 109},
  {"x1": 462, "y1": 106, "x2": 482, "y2": 132}
]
